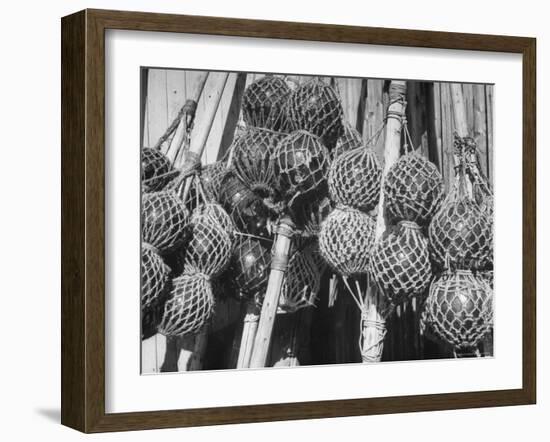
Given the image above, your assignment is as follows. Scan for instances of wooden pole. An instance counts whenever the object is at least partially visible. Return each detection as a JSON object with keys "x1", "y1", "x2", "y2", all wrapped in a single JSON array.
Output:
[
  {"x1": 249, "y1": 216, "x2": 295, "y2": 368},
  {"x1": 236, "y1": 301, "x2": 261, "y2": 368},
  {"x1": 164, "y1": 72, "x2": 209, "y2": 164},
  {"x1": 449, "y1": 82, "x2": 474, "y2": 197},
  {"x1": 180, "y1": 72, "x2": 230, "y2": 202},
  {"x1": 376, "y1": 80, "x2": 407, "y2": 234},
  {"x1": 362, "y1": 80, "x2": 407, "y2": 363}
]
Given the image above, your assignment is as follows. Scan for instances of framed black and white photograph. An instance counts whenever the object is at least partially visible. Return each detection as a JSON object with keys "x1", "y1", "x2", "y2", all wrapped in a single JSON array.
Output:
[
  {"x1": 139, "y1": 70, "x2": 496, "y2": 373},
  {"x1": 61, "y1": 9, "x2": 536, "y2": 433}
]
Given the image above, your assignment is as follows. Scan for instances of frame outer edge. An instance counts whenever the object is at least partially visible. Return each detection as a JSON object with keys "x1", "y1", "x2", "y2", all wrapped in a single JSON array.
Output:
[
  {"x1": 522, "y1": 37, "x2": 536, "y2": 404},
  {"x1": 84, "y1": 9, "x2": 108, "y2": 433},
  {"x1": 60, "y1": 8, "x2": 537, "y2": 432},
  {"x1": 61, "y1": 10, "x2": 87, "y2": 432}
]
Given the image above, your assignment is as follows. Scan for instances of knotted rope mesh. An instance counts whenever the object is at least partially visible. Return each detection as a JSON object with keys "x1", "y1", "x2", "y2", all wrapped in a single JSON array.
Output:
[
  {"x1": 333, "y1": 122, "x2": 363, "y2": 160},
  {"x1": 159, "y1": 272, "x2": 215, "y2": 337},
  {"x1": 242, "y1": 76, "x2": 291, "y2": 132},
  {"x1": 141, "y1": 246, "x2": 171, "y2": 310},
  {"x1": 141, "y1": 147, "x2": 176, "y2": 192},
  {"x1": 287, "y1": 78, "x2": 344, "y2": 150},
  {"x1": 231, "y1": 236, "x2": 271, "y2": 301},
  {"x1": 429, "y1": 192, "x2": 493, "y2": 271},
  {"x1": 142, "y1": 191, "x2": 189, "y2": 254},
  {"x1": 328, "y1": 146, "x2": 382, "y2": 213},
  {"x1": 384, "y1": 152, "x2": 444, "y2": 226},
  {"x1": 279, "y1": 248, "x2": 321, "y2": 313},
  {"x1": 302, "y1": 239, "x2": 327, "y2": 276},
  {"x1": 219, "y1": 171, "x2": 271, "y2": 237},
  {"x1": 193, "y1": 202, "x2": 235, "y2": 239},
  {"x1": 319, "y1": 206, "x2": 376, "y2": 276},
  {"x1": 274, "y1": 130, "x2": 330, "y2": 208},
  {"x1": 478, "y1": 270, "x2": 494, "y2": 289},
  {"x1": 231, "y1": 128, "x2": 283, "y2": 198},
  {"x1": 422, "y1": 270, "x2": 493, "y2": 350},
  {"x1": 181, "y1": 210, "x2": 233, "y2": 277},
  {"x1": 369, "y1": 221, "x2": 432, "y2": 304},
  {"x1": 201, "y1": 161, "x2": 229, "y2": 203}
]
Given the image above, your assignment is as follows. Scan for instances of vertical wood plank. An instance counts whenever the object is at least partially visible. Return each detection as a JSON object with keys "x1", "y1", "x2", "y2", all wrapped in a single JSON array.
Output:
[
  {"x1": 140, "y1": 68, "x2": 149, "y2": 149},
  {"x1": 162, "y1": 70, "x2": 188, "y2": 162},
  {"x1": 146, "y1": 69, "x2": 169, "y2": 152},
  {"x1": 203, "y1": 73, "x2": 238, "y2": 164},
  {"x1": 473, "y1": 84, "x2": 489, "y2": 178},
  {"x1": 485, "y1": 85, "x2": 494, "y2": 183},
  {"x1": 462, "y1": 83, "x2": 474, "y2": 135},
  {"x1": 440, "y1": 83, "x2": 455, "y2": 191},
  {"x1": 364, "y1": 79, "x2": 386, "y2": 160},
  {"x1": 335, "y1": 78, "x2": 362, "y2": 129},
  {"x1": 141, "y1": 335, "x2": 158, "y2": 373},
  {"x1": 427, "y1": 82, "x2": 444, "y2": 173},
  {"x1": 166, "y1": 70, "x2": 187, "y2": 123},
  {"x1": 406, "y1": 81, "x2": 429, "y2": 157},
  {"x1": 218, "y1": 73, "x2": 247, "y2": 160},
  {"x1": 141, "y1": 68, "x2": 169, "y2": 373}
]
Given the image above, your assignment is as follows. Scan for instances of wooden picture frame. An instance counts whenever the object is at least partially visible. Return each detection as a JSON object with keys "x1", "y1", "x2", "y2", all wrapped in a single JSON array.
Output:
[{"x1": 61, "y1": 8, "x2": 536, "y2": 433}]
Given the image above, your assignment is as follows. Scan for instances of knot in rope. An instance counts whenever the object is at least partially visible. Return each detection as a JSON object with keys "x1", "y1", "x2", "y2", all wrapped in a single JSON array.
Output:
[{"x1": 180, "y1": 151, "x2": 202, "y2": 179}]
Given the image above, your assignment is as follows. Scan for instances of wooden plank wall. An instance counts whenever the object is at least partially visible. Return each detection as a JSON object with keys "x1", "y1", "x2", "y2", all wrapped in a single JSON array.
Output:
[{"x1": 141, "y1": 69, "x2": 494, "y2": 371}]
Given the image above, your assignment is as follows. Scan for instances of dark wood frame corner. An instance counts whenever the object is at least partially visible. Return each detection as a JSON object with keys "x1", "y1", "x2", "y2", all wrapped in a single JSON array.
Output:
[{"x1": 61, "y1": 8, "x2": 536, "y2": 433}]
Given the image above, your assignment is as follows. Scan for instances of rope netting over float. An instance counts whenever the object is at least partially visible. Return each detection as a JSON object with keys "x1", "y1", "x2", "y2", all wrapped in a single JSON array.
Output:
[{"x1": 140, "y1": 71, "x2": 494, "y2": 370}]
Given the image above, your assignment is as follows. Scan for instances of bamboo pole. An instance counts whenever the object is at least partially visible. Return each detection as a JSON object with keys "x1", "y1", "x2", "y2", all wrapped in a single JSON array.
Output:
[
  {"x1": 236, "y1": 302, "x2": 261, "y2": 368},
  {"x1": 162, "y1": 73, "x2": 209, "y2": 162},
  {"x1": 361, "y1": 80, "x2": 407, "y2": 363},
  {"x1": 249, "y1": 216, "x2": 295, "y2": 368},
  {"x1": 179, "y1": 72, "x2": 230, "y2": 203}
]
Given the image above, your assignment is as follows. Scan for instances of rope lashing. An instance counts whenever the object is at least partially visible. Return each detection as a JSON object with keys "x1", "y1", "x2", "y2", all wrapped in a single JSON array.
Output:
[
  {"x1": 268, "y1": 220, "x2": 294, "y2": 272},
  {"x1": 360, "y1": 311, "x2": 388, "y2": 363}
]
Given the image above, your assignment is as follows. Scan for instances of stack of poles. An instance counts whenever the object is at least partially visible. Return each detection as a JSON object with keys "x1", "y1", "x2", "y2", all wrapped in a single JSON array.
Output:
[
  {"x1": 248, "y1": 216, "x2": 295, "y2": 368},
  {"x1": 236, "y1": 299, "x2": 261, "y2": 368}
]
